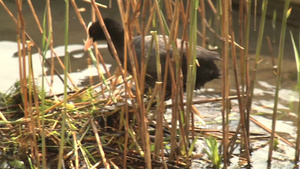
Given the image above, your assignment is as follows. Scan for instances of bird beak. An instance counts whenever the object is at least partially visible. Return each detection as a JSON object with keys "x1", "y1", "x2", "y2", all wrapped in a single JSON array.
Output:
[
  {"x1": 84, "y1": 22, "x2": 93, "y2": 51},
  {"x1": 84, "y1": 35, "x2": 93, "y2": 51}
]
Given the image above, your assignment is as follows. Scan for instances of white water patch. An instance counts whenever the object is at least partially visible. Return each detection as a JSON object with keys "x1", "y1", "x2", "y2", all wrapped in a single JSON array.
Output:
[
  {"x1": 251, "y1": 115, "x2": 296, "y2": 137},
  {"x1": 0, "y1": 41, "x2": 20, "y2": 92},
  {"x1": 251, "y1": 145, "x2": 294, "y2": 169},
  {"x1": 0, "y1": 41, "x2": 109, "y2": 93},
  {"x1": 251, "y1": 99, "x2": 290, "y2": 114},
  {"x1": 256, "y1": 81, "x2": 299, "y2": 103},
  {"x1": 257, "y1": 81, "x2": 275, "y2": 89},
  {"x1": 279, "y1": 88, "x2": 299, "y2": 102}
]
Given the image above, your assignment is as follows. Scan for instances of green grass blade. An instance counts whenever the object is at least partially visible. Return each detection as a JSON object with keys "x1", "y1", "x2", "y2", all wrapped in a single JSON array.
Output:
[
  {"x1": 290, "y1": 31, "x2": 300, "y2": 87},
  {"x1": 58, "y1": 0, "x2": 69, "y2": 168}
]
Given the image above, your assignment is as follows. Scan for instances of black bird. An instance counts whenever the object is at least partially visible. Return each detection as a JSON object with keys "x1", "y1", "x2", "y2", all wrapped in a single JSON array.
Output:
[{"x1": 84, "y1": 18, "x2": 221, "y2": 99}]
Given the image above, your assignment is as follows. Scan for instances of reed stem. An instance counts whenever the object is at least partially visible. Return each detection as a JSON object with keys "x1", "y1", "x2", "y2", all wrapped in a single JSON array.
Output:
[
  {"x1": 268, "y1": 0, "x2": 290, "y2": 165},
  {"x1": 58, "y1": 0, "x2": 69, "y2": 168}
]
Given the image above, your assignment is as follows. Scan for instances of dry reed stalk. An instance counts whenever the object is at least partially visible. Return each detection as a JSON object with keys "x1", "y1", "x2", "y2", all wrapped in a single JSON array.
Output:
[
  {"x1": 27, "y1": 0, "x2": 43, "y2": 33},
  {"x1": 45, "y1": 0, "x2": 55, "y2": 95},
  {"x1": 244, "y1": 0, "x2": 251, "y2": 137},
  {"x1": 77, "y1": 0, "x2": 114, "y2": 95},
  {"x1": 16, "y1": 0, "x2": 28, "y2": 119},
  {"x1": 169, "y1": 0, "x2": 185, "y2": 161},
  {"x1": 228, "y1": 1, "x2": 251, "y2": 164},
  {"x1": 27, "y1": 40, "x2": 41, "y2": 168},
  {"x1": 200, "y1": 0, "x2": 206, "y2": 48},
  {"x1": 153, "y1": 81, "x2": 164, "y2": 160},
  {"x1": 34, "y1": 0, "x2": 79, "y2": 92},
  {"x1": 249, "y1": 116, "x2": 294, "y2": 147},
  {"x1": 72, "y1": 132, "x2": 79, "y2": 169},
  {"x1": 43, "y1": 86, "x2": 90, "y2": 114},
  {"x1": 114, "y1": 8, "x2": 134, "y2": 168},
  {"x1": 117, "y1": 1, "x2": 151, "y2": 168},
  {"x1": 77, "y1": 0, "x2": 113, "y2": 99},
  {"x1": 71, "y1": 0, "x2": 87, "y2": 30},
  {"x1": 140, "y1": 0, "x2": 147, "y2": 101},
  {"x1": 91, "y1": 120, "x2": 110, "y2": 169},
  {"x1": 237, "y1": 0, "x2": 247, "y2": 143},
  {"x1": 221, "y1": 0, "x2": 230, "y2": 167}
]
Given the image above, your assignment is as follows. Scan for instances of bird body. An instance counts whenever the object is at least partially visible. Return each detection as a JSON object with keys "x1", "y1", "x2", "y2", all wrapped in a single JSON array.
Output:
[{"x1": 85, "y1": 18, "x2": 221, "y2": 98}]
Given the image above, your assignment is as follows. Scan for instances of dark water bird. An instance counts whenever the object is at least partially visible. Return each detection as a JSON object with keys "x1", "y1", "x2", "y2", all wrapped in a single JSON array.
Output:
[{"x1": 84, "y1": 18, "x2": 221, "y2": 99}]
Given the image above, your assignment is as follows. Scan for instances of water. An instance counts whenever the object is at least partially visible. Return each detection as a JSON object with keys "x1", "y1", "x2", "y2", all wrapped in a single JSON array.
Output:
[{"x1": 0, "y1": 0, "x2": 300, "y2": 168}]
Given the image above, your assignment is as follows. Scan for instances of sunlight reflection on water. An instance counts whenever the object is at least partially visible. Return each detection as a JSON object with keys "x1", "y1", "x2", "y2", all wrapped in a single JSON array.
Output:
[{"x1": 0, "y1": 41, "x2": 110, "y2": 93}]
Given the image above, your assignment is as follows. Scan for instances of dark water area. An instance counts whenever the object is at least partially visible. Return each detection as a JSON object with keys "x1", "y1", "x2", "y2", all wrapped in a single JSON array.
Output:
[{"x1": 0, "y1": 0, "x2": 300, "y2": 168}]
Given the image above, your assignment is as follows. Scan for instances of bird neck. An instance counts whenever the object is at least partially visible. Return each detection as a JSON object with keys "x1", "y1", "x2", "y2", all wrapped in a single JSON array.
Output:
[{"x1": 107, "y1": 29, "x2": 125, "y2": 61}]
